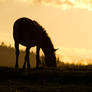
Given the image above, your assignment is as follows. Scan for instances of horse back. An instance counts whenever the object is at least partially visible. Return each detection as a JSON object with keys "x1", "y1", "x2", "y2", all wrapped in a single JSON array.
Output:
[{"x1": 13, "y1": 17, "x2": 40, "y2": 46}]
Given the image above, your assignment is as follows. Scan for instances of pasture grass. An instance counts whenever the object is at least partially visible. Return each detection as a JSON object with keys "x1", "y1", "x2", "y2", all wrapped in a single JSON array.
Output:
[{"x1": 0, "y1": 66, "x2": 92, "y2": 92}]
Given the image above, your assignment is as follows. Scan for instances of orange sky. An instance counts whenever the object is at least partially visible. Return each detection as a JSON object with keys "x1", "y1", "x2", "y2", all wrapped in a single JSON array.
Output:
[{"x1": 1, "y1": 0, "x2": 92, "y2": 64}]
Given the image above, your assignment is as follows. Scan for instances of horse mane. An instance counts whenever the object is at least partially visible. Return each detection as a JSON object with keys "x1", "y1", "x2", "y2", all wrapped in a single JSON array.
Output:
[
  {"x1": 32, "y1": 20, "x2": 48, "y2": 36},
  {"x1": 32, "y1": 20, "x2": 55, "y2": 51}
]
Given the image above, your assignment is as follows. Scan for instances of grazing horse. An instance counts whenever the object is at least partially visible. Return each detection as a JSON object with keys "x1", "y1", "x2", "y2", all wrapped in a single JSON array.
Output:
[{"x1": 13, "y1": 17, "x2": 57, "y2": 69}]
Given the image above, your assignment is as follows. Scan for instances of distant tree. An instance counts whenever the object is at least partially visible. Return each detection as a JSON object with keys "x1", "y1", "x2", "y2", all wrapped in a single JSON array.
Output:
[
  {"x1": 0, "y1": 42, "x2": 8, "y2": 48},
  {"x1": 1, "y1": 42, "x2": 5, "y2": 46},
  {"x1": 8, "y1": 44, "x2": 12, "y2": 48}
]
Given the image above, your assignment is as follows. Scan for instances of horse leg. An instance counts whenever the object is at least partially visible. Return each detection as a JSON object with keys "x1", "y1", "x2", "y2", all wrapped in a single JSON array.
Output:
[
  {"x1": 15, "y1": 42, "x2": 19, "y2": 69},
  {"x1": 36, "y1": 46, "x2": 40, "y2": 68},
  {"x1": 23, "y1": 47, "x2": 30, "y2": 69}
]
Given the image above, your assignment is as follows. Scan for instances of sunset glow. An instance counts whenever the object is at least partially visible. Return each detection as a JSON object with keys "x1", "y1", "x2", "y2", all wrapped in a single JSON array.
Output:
[
  {"x1": 29, "y1": 0, "x2": 92, "y2": 10},
  {"x1": 0, "y1": 0, "x2": 92, "y2": 65}
]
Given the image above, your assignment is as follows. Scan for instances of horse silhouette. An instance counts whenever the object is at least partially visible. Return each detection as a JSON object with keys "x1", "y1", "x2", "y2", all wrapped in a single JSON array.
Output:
[{"x1": 13, "y1": 17, "x2": 57, "y2": 69}]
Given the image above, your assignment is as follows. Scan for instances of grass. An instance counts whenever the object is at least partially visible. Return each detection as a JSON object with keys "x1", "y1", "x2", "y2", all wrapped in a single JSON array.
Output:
[
  {"x1": 0, "y1": 44, "x2": 92, "y2": 91},
  {"x1": 0, "y1": 66, "x2": 92, "y2": 92}
]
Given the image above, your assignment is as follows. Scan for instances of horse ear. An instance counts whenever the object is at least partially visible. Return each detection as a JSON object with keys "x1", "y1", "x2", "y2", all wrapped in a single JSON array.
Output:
[{"x1": 54, "y1": 48, "x2": 59, "y2": 52}]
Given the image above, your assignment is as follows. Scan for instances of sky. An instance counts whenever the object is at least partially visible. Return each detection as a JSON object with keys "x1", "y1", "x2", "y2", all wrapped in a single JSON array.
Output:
[{"x1": 1, "y1": 0, "x2": 92, "y2": 64}]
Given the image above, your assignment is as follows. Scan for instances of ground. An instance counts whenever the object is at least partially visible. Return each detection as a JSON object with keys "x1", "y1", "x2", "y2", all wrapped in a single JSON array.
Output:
[{"x1": 0, "y1": 67, "x2": 92, "y2": 92}]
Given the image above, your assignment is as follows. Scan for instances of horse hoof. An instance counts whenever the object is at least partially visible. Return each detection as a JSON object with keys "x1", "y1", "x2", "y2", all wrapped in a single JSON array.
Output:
[
  {"x1": 15, "y1": 65, "x2": 18, "y2": 69},
  {"x1": 22, "y1": 66, "x2": 26, "y2": 69},
  {"x1": 36, "y1": 66, "x2": 39, "y2": 69},
  {"x1": 27, "y1": 66, "x2": 30, "y2": 70}
]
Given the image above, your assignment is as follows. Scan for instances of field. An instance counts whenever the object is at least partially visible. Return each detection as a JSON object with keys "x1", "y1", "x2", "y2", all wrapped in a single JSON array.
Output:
[
  {"x1": 0, "y1": 67, "x2": 92, "y2": 92},
  {"x1": 0, "y1": 45, "x2": 92, "y2": 92}
]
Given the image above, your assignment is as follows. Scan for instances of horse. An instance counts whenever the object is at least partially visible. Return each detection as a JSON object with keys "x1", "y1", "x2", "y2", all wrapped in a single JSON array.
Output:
[{"x1": 13, "y1": 17, "x2": 57, "y2": 69}]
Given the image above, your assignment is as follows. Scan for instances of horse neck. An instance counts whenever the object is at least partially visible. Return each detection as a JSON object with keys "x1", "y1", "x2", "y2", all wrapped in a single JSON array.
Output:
[
  {"x1": 41, "y1": 42, "x2": 56, "y2": 67},
  {"x1": 41, "y1": 37, "x2": 55, "y2": 58}
]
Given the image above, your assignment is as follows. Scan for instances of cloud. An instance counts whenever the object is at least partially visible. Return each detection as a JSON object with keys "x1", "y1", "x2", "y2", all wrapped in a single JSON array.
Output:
[
  {"x1": 31, "y1": 0, "x2": 73, "y2": 6},
  {"x1": 0, "y1": 0, "x2": 92, "y2": 10},
  {"x1": 30, "y1": 0, "x2": 92, "y2": 10}
]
